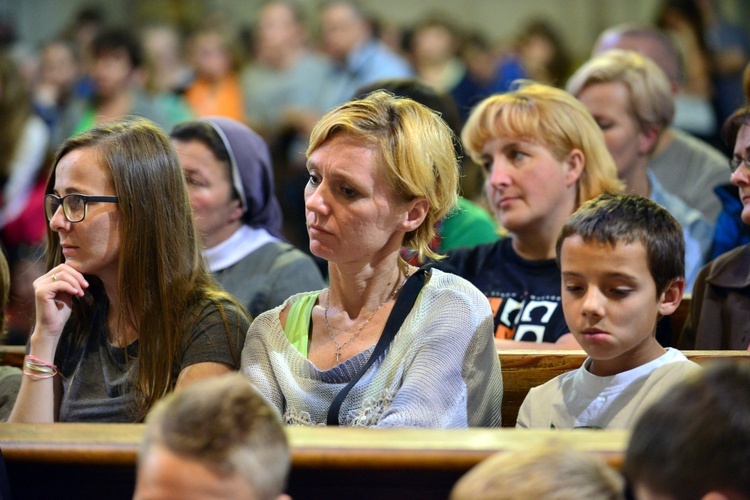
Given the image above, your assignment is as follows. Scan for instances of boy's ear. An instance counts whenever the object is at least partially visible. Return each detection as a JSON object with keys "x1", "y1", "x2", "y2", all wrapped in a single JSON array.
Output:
[
  {"x1": 563, "y1": 148, "x2": 585, "y2": 188},
  {"x1": 658, "y1": 277, "x2": 685, "y2": 316}
]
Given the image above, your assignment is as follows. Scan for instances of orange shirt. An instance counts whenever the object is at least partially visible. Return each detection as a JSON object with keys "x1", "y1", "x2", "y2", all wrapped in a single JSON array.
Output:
[{"x1": 184, "y1": 74, "x2": 245, "y2": 122}]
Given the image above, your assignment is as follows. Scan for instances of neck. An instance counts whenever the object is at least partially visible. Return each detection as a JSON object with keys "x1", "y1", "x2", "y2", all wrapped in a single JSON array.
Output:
[
  {"x1": 512, "y1": 192, "x2": 576, "y2": 260},
  {"x1": 327, "y1": 254, "x2": 409, "y2": 319},
  {"x1": 512, "y1": 232, "x2": 558, "y2": 260},
  {"x1": 652, "y1": 128, "x2": 674, "y2": 157},
  {"x1": 205, "y1": 221, "x2": 243, "y2": 249},
  {"x1": 621, "y1": 164, "x2": 650, "y2": 198},
  {"x1": 589, "y1": 337, "x2": 665, "y2": 377}
]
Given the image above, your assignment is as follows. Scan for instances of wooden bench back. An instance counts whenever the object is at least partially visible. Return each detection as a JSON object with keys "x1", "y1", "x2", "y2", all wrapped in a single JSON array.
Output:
[
  {"x1": 3, "y1": 345, "x2": 747, "y2": 428},
  {"x1": 0, "y1": 424, "x2": 628, "y2": 499},
  {"x1": 499, "y1": 349, "x2": 750, "y2": 427}
]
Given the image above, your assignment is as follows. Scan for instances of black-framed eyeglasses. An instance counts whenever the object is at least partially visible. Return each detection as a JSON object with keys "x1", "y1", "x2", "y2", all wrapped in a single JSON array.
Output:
[
  {"x1": 44, "y1": 194, "x2": 119, "y2": 223},
  {"x1": 729, "y1": 156, "x2": 750, "y2": 174}
]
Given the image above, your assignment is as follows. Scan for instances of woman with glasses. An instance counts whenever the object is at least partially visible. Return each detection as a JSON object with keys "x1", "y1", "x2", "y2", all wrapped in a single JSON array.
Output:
[
  {"x1": 241, "y1": 91, "x2": 503, "y2": 427},
  {"x1": 9, "y1": 118, "x2": 250, "y2": 423},
  {"x1": 432, "y1": 83, "x2": 622, "y2": 350},
  {"x1": 679, "y1": 106, "x2": 750, "y2": 350}
]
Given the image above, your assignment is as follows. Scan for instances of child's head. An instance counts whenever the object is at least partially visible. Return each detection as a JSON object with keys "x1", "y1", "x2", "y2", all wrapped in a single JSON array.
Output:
[
  {"x1": 557, "y1": 193, "x2": 684, "y2": 297},
  {"x1": 556, "y1": 194, "x2": 685, "y2": 375},
  {"x1": 135, "y1": 374, "x2": 290, "y2": 500},
  {"x1": 450, "y1": 443, "x2": 624, "y2": 500},
  {"x1": 625, "y1": 362, "x2": 750, "y2": 499}
]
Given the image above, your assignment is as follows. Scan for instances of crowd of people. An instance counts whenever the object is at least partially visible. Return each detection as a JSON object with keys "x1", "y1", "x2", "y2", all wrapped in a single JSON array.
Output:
[{"x1": 0, "y1": 0, "x2": 749, "y2": 498}]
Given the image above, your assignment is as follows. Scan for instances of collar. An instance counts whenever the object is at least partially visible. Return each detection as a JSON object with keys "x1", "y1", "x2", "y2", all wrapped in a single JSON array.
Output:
[{"x1": 203, "y1": 225, "x2": 279, "y2": 272}]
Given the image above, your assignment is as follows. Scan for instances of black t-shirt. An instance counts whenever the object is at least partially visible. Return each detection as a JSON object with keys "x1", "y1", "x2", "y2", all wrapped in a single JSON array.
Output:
[
  {"x1": 433, "y1": 238, "x2": 569, "y2": 343},
  {"x1": 54, "y1": 297, "x2": 249, "y2": 422}
]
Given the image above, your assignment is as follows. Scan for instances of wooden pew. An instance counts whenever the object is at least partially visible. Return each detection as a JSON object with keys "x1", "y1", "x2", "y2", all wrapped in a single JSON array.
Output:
[
  {"x1": 499, "y1": 350, "x2": 750, "y2": 427},
  {"x1": 0, "y1": 424, "x2": 628, "y2": 500}
]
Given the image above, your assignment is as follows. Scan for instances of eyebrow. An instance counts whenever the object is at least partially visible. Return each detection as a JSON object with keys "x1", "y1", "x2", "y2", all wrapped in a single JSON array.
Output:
[{"x1": 561, "y1": 271, "x2": 638, "y2": 281}]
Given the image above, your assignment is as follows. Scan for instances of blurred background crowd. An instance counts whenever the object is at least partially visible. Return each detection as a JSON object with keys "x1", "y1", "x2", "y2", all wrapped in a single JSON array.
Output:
[{"x1": 0, "y1": 0, "x2": 748, "y2": 345}]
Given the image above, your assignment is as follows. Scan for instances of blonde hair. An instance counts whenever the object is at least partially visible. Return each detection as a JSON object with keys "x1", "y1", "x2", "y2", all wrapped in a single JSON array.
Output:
[
  {"x1": 566, "y1": 49, "x2": 675, "y2": 134},
  {"x1": 462, "y1": 82, "x2": 622, "y2": 208},
  {"x1": 451, "y1": 444, "x2": 625, "y2": 500},
  {"x1": 307, "y1": 90, "x2": 459, "y2": 262}
]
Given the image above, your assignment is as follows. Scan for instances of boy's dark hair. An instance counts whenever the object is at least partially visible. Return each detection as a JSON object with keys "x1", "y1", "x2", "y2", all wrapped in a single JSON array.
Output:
[
  {"x1": 556, "y1": 193, "x2": 684, "y2": 296},
  {"x1": 624, "y1": 362, "x2": 750, "y2": 498},
  {"x1": 91, "y1": 29, "x2": 143, "y2": 69}
]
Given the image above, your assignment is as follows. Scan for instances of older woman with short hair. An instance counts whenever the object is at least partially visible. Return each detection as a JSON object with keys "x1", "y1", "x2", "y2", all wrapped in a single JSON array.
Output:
[
  {"x1": 241, "y1": 91, "x2": 503, "y2": 428},
  {"x1": 171, "y1": 118, "x2": 324, "y2": 318}
]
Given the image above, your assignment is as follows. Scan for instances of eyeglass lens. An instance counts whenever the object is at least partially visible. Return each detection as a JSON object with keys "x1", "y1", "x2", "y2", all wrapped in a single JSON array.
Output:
[{"x1": 45, "y1": 195, "x2": 85, "y2": 222}]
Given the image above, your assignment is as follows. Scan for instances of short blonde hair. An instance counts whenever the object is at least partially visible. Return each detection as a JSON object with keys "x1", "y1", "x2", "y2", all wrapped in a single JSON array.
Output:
[
  {"x1": 566, "y1": 49, "x2": 675, "y2": 134},
  {"x1": 308, "y1": 90, "x2": 459, "y2": 262},
  {"x1": 462, "y1": 82, "x2": 622, "y2": 208},
  {"x1": 451, "y1": 444, "x2": 625, "y2": 500}
]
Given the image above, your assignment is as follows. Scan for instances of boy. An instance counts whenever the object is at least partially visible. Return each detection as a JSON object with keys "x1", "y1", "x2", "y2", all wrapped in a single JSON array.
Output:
[
  {"x1": 516, "y1": 193, "x2": 701, "y2": 429},
  {"x1": 625, "y1": 362, "x2": 750, "y2": 499},
  {"x1": 134, "y1": 374, "x2": 291, "y2": 500}
]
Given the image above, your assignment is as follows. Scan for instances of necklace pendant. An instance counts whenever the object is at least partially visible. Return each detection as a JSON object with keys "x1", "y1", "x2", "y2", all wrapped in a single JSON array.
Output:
[{"x1": 335, "y1": 348, "x2": 341, "y2": 363}]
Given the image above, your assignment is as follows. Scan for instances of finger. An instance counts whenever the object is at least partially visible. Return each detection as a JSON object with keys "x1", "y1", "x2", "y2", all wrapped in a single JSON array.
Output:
[
  {"x1": 52, "y1": 264, "x2": 89, "y2": 289},
  {"x1": 47, "y1": 271, "x2": 86, "y2": 297},
  {"x1": 42, "y1": 264, "x2": 89, "y2": 290},
  {"x1": 34, "y1": 270, "x2": 86, "y2": 298}
]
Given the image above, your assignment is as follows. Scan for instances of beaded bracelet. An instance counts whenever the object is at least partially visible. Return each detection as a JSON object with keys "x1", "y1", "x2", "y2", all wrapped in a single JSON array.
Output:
[{"x1": 23, "y1": 355, "x2": 58, "y2": 380}]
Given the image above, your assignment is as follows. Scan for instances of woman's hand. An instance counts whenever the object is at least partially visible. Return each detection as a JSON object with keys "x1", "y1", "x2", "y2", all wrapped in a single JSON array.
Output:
[{"x1": 32, "y1": 264, "x2": 88, "y2": 344}]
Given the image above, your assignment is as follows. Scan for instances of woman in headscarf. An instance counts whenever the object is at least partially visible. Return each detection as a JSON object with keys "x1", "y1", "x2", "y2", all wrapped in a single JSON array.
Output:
[{"x1": 171, "y1": 117, "x2": 324, "y2": 318}]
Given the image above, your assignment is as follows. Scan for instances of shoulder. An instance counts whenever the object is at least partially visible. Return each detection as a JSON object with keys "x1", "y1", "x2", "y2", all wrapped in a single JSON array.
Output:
[
  {"x1": 667, "y1": 129, "x2": 728, "y2": 166},
  {"x1": 645, "y1": 358, "x2": 702, "y2": 388},
  {"x1": 264, "y1": 242, "x2": 320, "y2": 268},
  {"x1": 437, "y1": 239, "x2": 507, "y2": 272},
  {"x1": 704, "y1": 243, "x2": 750, "y2": 287},
  {"x1": 189, "y1": 295, "x2": 252, "y2": 331},
  {"x1": 423, "y1": 268, "x2": 490, "y2": 308}
]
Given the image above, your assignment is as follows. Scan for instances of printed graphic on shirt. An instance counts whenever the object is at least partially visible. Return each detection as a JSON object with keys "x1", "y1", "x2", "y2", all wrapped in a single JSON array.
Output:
[{"x1": 487, "y1": 293, "x2": 562, "y2": 343}]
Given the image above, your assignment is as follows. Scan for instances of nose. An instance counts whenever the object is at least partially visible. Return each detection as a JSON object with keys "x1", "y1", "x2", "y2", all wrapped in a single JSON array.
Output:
[
  {"x1": 304, "y1": 181, "x2": 330, "y2": 218},
  {"x1": 580, "y1": 287, "x2": 605, "y2": 320},
  {"x1": 486, "y1": 156, "x2": 513, "y2": 189},
  {"x1": 731, "y1": 163, "x2": 750, "y2": 187},
  {"x1": 48, "y1": 204, "x2": 70, "y2": 233}
]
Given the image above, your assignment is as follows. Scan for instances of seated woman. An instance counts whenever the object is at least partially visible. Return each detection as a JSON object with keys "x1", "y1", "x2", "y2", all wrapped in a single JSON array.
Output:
[
  {"x1": 9, "y1": 118, "x2": 250, "y2": 423},
  {"x1": 241, "y1": 91, "x2": 503, "y2": 428},
  {"x1": 170, "y1": 118, "x2": 325, "y2": 318},
  {"x1": 679, "y1": 105, "x2": 750, "y2": 350},
  {"x1": 433, "y1": 83, "x2": 622, "y2": 350}
]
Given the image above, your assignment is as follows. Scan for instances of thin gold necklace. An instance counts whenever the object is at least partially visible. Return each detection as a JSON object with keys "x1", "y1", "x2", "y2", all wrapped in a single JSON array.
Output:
[{"x1": 324, "y1": 269, "x2": 410, "y2": 363}]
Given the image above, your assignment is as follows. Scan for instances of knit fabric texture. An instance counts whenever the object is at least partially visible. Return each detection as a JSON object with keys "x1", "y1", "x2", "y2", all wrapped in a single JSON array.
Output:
[{"x1": 241, "y1": 269, "x2": 503, "y2": 428}]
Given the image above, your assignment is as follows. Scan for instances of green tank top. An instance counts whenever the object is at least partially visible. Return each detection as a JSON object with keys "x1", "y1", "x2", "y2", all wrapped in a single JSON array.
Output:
[{"x1": 284, "y1": 292, "x2": 320, "y2": 357}]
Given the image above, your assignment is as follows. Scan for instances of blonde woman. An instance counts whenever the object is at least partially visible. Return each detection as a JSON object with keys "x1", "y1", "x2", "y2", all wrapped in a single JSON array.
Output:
[{"x1": 241, "y1": 91, "x2": 503, "y2": 427}]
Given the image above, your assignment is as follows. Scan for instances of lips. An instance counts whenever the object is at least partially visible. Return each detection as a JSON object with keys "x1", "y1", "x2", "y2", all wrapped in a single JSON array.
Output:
[
  {"x1": 307, "y1": 224, "x2": 331, "y2": 236},
  {"x1": 580, "y1": 327, "x2": 610, "y2": 342}
]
